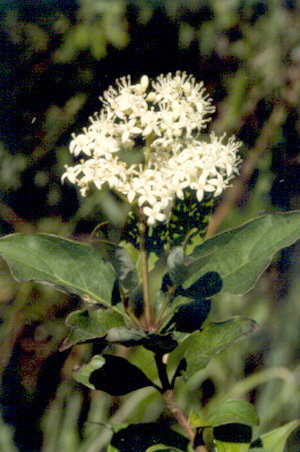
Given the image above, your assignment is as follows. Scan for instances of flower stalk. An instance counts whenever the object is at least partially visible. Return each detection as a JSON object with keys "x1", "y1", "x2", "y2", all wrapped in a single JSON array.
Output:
[{"x1": 139, "y1": 213, "x2": 152, "y2": 330}]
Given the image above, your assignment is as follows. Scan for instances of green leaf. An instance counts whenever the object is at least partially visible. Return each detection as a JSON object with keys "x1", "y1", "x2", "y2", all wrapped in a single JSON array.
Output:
[
  {"x1": 248, "y1": 449, "x2": 269, "y2": 452},
  {"x1": 60, "y1": 308, "x2": 125, "y2": 350},
  {"x1": 106, "y1": 327, "x2": 147, "y2": 345},
  {"x1": 184, "y1": 271, "x2": 223, "y2": 299},
  {"x1": 208, "y1": 400, "x2": 259, "y2": 427},
  {"x1": 104, "y1": 327, "x2": 178, "y2": 352},
  {"x1": 0, "y1": 233, "x2": 115, "y2": 306},
  {"x1": 163, "y1": 299, "x2": 211, "y2": 333},
  {"x1": 168, "y1": 317, "x2": 257, "y2": 379},
  {"x1": 110, "y1": 423, "x2": 189, "y2": 452},
  {"x1": 146, "y1": 445, "x2": 185, "y2": 452},
  {"x1": 107, "y1": 445, "x2": 120, "y2": 452},
  {"x1": 252, "y1": 419, "x2": 300, "y2": 452},
  {"x1": 88, "y1": 354, "x2": 156, "y2": 395},
  {"x1": 213, "y1": 422, "x2": 252, "y2": 450},
  {"x1": 187, "y1": 212, "x2": 300, "y2": 294},
  {"x1": 107, "y1": 246, "x2": 139, "y2": 294},
  {"x1": 74, "y1": 354, "x2": 105, "y2": 390},
  {"x1": 188, "y1": 409, "x2": 211, "y2": 428},
  {"x1": 143, "y1": 332, "x2": 178, "y2": 354},
  {"x1": 167, "y1": 247, "x2": 188, "y2": 284},
  {"x1": 75, "y1": 354, "x2": 156, "y2": 395},
  {"x1": 214, "y1": 440, "x2": 250, "y2": 452}
]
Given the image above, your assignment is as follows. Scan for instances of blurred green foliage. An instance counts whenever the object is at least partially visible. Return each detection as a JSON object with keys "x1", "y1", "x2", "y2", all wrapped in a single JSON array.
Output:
[{"x1": 1, "y1": 0, "x2": 300, "y2": 451}]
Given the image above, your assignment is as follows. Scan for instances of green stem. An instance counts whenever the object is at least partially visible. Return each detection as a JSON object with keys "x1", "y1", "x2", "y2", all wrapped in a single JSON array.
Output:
[
  {"x1": 111, "y1": 305, "x2": 135, "y2": 324},
  {"x1": 154, "y1": 286, "x2": 176, "y2": 328},
  {"x1": 139, "y1": 214, "x2": 152, "y2": 330}
]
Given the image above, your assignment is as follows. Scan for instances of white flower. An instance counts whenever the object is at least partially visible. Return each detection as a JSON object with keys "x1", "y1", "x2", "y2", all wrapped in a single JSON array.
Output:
[
  {"x1": 152, "y1": 73, "x2": 177, "y2": 104},
  {"x1": 62, "y1": 72, "x2": 242, "y2": 226},
  {"x1": 69, "y1": 130, "x2": 95, "y2": 157},
  {"x1": 140, "y1": 108, "x2": 161, "y2": 137},
  {"x1": 210, "y1": 172, "x2": 228, "y2": 197},
  {"x1": 61, "y1": 164, "x2": 82, "y2": 184},
  {"x1": 143, "y1": 203, "x2": 167, "y2": 225},
  {"x1": 101, "y1": 75, "x2": 148, "y2": 120},
  {"x1": 190, "y1": 171, "x2": 215, "y2": 202},
  {"x1": 116, "y1": 118, "x2": 142, "y2": 144}
]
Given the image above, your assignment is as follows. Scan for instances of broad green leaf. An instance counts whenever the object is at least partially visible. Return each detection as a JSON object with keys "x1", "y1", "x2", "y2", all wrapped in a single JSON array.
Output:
[
  {"x1": 253, "y1": 419, "x2": 300, "y2": 452},
  {"x1": 208, "y1": 400, "x2": 259, "y2": 427},
  {"x1": 88, "y1": 354, "x2": 156, "y2": 395},
  {"x1": 184, "y1": 271, "x2": 222, "y2": 298},
  {"x1": 61, "y1": 308, "x2": 125, "y2": 350},
  {"x1": 214, "y1": 423, "x2": 252, "y2": 451},
  {"x1": 187, "y1": 212, "x2": 300, "y2": 294},
  {"x1": 163, "y1": 299, "x2": 211, "y2": 333},
  {"x1": 214, "y1": 440, "x2": 250, "y2": 452},
  {"x1": 0, "y1": 233, "x2": 115, "y2": 306},
  {"x1": 110, "y1": 423, "x2": 189, "y2": 452},
  {"x1": 74, "y1": 354, "x2": 105, "y2": 390},
  {"x1": 74, "y1": 354, "x2": 155, "y2": 395},
  {"x1": 168, "y1": 317, "x2": 257, "y2": 379}
]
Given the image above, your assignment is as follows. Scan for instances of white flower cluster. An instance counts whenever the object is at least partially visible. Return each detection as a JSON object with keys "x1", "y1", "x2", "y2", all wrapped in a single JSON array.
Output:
[{"x1": 62, "y1": 72, "x2": 242, "y2": 225}]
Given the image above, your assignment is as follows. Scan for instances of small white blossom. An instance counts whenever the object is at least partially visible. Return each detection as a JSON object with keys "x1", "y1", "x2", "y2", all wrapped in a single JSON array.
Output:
[
  {"x1": 143, "y1": 203, "x2": 167, "y2": 225},
  {"x1": 116, "y1": 118, "x2": 143, "y2": 144},
  {"x1": 190, "y1": 171, "x2": 215, "y2": 202},
  {"x1": 140, "y1": 108, "x2": 161, "y2": 137},
  {"x1": 210, "y1": 172, "x2": 228, "y2": 197},
  {"x1": 62, "y1": 72, "x2": 242, "y2": 226},
  {"x1": 61, "y1": 164, "x2": 82, "y2": 184},
  {"x1": 69, "y1": 130, "x2": 96, "y2": 157}
]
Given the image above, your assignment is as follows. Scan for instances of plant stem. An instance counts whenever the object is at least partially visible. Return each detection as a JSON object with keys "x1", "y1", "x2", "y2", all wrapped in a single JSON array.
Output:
[
  {"x1": 163, "y1": 389, "x2": 195, "y2": 440},
  {"x1": 156, "y1": 355, "x2": 194, "y2": 438},
  {"x1": 154, "y1": 287, "x2": 175, "y2": 327},
  {"x1": 139, "y1": 214, "x2": 152, "y2": 329},
  {"x1": 163, "y1": 390, "x2": 209, "y2": 452},
  {"x1": 155, "y1": 354, "x2": 209, "y2": 452}
]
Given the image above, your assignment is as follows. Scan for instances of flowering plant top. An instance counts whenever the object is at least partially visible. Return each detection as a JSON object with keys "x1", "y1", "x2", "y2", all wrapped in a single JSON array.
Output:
[{"x1": 62, "y1": 72, "x2": 242, "y2": 225}]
